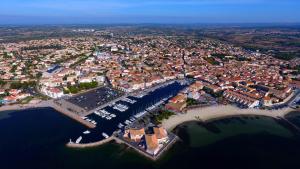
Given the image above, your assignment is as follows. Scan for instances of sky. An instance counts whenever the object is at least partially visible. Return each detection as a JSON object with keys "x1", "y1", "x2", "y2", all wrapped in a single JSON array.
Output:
[{"x1": 0, "y1": 0, "x2": 299, "y2": 24}]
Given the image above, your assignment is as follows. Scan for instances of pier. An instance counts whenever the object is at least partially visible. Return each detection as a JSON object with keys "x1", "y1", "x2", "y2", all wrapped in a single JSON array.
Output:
[{"x1": 67, "y1": 136, "x2": 114, "y2": 148}]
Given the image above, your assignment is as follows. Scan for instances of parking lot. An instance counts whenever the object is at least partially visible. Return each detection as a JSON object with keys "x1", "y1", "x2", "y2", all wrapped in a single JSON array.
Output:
[{"x1": 66, "y1": 87, "x2": 123, "y2": 112}]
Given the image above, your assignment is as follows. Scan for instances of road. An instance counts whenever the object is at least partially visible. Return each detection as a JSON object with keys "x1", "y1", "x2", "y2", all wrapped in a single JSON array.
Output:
[{"x1": 269, "y1": 89, "x2": 300, "y2": 109}]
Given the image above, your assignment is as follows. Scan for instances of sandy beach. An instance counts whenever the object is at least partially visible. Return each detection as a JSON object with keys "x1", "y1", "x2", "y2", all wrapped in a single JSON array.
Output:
[
  {"x1": 0, "y1": 100, "x2": 52, "y2": 112},
  {"x1": 162, "y1": 105, "x2": 295, "y2": 131}
]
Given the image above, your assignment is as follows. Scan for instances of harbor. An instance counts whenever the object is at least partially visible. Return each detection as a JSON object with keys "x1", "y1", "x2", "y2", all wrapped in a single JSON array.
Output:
[{"x1": 67, "y1": 80, "x2": 188, "y2": 144}]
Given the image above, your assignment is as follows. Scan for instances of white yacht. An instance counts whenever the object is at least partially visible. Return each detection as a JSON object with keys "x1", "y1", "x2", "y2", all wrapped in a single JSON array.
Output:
[
  {"x1": 102, "y1": 132, "x2": 109, "y2": 139},
  {"x1": 83, "y1": 130, "x2": 90, "y2": 134},
  {"x1": 118, "y1": 123, "x2": 124, "y2": 128},
  {"x1": 75, "y1": 136, "x2": 82, "y2": 143}
]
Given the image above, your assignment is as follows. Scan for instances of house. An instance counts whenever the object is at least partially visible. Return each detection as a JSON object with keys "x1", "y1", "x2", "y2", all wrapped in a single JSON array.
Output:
[
  {"x1": 262, "y1": 96, "x2": 273, "y2": 106},
  {"x1": 223, "y1": 90, "x2": 260, "y2": 108},
  {"x1": 0, "y1": 89, "x2": 6, "y2": 95},
  {"x1": 188, "y1": 81, "x2": 204, "y2": 92},
  {"x1": 268, "y1": 87, "x2": 292, "y2": 100}
]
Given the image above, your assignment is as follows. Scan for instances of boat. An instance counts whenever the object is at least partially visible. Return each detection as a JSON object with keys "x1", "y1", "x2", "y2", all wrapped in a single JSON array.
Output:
[
  {"x1": 113, "y1": 104, "x2": 128, "y2": 112},
  {"x1": 75, "y1": 136, "x2": 82, "y2": 143},
  {"x1": 102, "y1": 132, "x2": 109, "y2": 139},
  {"x1": 134, "y1": 111, "x2": 147, "y2": 118},
  {"x1": 122, "y1": 97, "x2": 137, "y2": 104},
  {"x1": 118, "y1": 123, "x2": 124, "y2": 128},
  {"x1": 83, "y1": 130, "x2": 90, "y2": 134},
  {"x1": 118, "y1": 104, "x2": 129, "y2": 109},
  {"x1": 136, "y1": 93, "x2": 146, "y2": 98},
  {"x1": 125, "y1": 120, "x2": 132, "y2": 125}
]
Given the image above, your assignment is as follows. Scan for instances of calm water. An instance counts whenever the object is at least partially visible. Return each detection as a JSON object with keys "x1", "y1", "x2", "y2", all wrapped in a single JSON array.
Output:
[{"x1": 1, "y1": 108, "x2": 300, "y2": 169}]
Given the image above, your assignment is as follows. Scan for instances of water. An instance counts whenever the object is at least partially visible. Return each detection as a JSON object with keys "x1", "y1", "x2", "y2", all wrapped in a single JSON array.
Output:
[
  {"x1": 1, "y1": 107, "x2": 300, "y2": 168},
  {"x1": 168, "y1": 116, "x2": 300, "y2": 169}
]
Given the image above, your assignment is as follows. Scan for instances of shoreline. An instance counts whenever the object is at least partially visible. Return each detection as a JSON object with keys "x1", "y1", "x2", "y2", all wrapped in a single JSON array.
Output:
[
  {"x1": 2, "y1": 102, "x2": 300, "y2": 161},
  {"x1": 1, "y1": 102, "x2": 298, "y2": 137},
  {"x1": 162, "y1": 105, "x2": 296, "y2": 131},
  {"x1": 0, "y1": 99, "x2": 96, "y2": 128}
]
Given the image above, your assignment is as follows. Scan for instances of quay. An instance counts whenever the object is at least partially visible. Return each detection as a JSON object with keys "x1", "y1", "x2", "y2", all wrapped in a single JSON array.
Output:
[{"x1": 66, "y1": 134, "x2": 179, "y2": 161}]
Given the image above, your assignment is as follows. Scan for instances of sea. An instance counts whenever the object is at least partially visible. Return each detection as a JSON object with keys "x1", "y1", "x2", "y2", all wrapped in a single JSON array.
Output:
[{"x1": 1, "y1": 82, "x2": 300, "y2": 169}]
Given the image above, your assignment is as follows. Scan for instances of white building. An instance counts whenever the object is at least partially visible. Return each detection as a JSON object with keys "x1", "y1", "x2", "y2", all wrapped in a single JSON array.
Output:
[{"x1": 42, "y1": 87, "x2": 64, "y2": 98}]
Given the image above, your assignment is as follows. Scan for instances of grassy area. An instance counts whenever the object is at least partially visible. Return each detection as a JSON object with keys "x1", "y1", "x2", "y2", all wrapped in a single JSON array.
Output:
[
  {"x1": 70, "y1": 55, "x2": 90, "y2": 68},
  {"x1": 10, "y1": 81, "x2": 37, "y2": 89},
  {"x1": 64, "y1": 81, "x2": 98, "y2": 94},
  {"x1": 204, "y1": 57, "x2": 220, "y2": 65},
  {"x1": 19, "y1": 96, "x2": 34, "y2": 104}
]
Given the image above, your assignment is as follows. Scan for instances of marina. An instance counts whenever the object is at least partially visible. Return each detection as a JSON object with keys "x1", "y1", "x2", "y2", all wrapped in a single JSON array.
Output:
[{"x1": 69, "y1": 81, "x2": 187, "y2": 144}]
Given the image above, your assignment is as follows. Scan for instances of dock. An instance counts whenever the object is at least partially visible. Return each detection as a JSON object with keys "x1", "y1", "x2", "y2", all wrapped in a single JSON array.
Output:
[
  {"x1": 113, "y1": 135, "x2": 178, "y2": 161},
  {"x1": 51, "y1": 100, "x2": 96, "y2": 128}
]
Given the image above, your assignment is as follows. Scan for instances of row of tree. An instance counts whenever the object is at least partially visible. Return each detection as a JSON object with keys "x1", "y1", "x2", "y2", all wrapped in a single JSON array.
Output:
[{"x1": 154, "y1": 110, "x2": 175, "y2": 124}]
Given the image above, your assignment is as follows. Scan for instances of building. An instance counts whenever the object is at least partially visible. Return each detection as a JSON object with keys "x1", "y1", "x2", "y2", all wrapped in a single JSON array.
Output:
[
  {"x1": 122, "y1": 126, "x2": 170, "y2": 157},
  {"x1": 145, "y1": 134, "x2": 160, "y2": 155},
  {"x1": 153, "y1": 127, "x2": 168, "y2": 143},
  {"x1": 165, "y1": 93, "x2": 187, "y2": 112},
  {"x1": 223, "y1": 90, "x2": 260, "y2": 108},
  {"x1": 42, "y1": 87, "x2": 64, "y2": 98},
  {"x1": 123, "y1": 128, "x2": 145, "y2": 141}
]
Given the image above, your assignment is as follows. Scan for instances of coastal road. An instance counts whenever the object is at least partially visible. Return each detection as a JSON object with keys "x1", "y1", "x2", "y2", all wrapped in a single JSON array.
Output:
[{"x1": 269, "y1": 89, "x2": 300, "y2": 109}]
